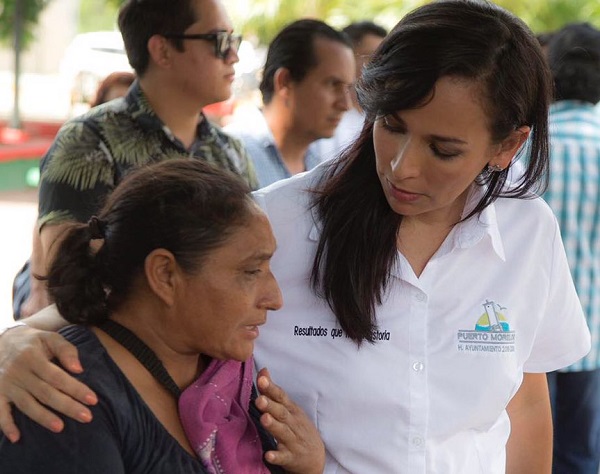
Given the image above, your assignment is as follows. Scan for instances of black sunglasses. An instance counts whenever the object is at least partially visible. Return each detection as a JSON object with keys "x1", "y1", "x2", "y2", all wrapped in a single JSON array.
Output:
[{"x1": 164, "y1": 31, "x2": 242, "y2": 59}]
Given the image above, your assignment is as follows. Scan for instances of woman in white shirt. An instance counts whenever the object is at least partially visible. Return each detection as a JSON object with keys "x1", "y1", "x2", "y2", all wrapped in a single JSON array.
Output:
[{"x1": 252, "y1": 1, "x2": 589, "y2": 472}]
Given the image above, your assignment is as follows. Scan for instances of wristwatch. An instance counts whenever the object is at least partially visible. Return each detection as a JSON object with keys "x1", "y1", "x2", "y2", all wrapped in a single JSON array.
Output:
[{"x1": 0, "y1": 321, "x2": 29, "y2": 338}]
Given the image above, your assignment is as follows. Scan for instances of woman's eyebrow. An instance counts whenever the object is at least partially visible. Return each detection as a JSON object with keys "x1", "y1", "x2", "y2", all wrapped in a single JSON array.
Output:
[{"x1": 428, "y1": 134, "x2": 468, "y2": 145}]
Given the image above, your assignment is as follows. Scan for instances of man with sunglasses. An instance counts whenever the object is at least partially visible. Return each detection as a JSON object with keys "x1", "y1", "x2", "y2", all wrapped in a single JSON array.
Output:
[
  {"x1": 225, "y1": 19, "x2": 355, "y2": 188},
  {"x1": 15, "y1": 0, "x2": 258, "y2": 320}
]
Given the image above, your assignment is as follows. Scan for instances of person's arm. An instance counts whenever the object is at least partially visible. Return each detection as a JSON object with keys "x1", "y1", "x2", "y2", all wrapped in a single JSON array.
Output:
[
  {"x1": 0, "y1": 117, "x2": 116, "y2": 441},
  {"x1": 255, "y1": 367, "x2": 325, "y2": 474},
  {"x1": 20, "y1": 221, "x2": 72, "y2": 318},
  {"x1": 506, "y1": 372, "x2": 552, "y2": 474},
  {"x1": 0, "y1": 306, "x2": 96, "y2": 443},
  {"x1": 19, "y1": 223, "x2": 50, "y2": 318}
]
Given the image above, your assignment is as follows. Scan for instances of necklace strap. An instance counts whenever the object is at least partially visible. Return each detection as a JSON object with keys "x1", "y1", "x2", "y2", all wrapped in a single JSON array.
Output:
[{"x1": 98, "y1": 319, "x2": 182, "y2": 399}]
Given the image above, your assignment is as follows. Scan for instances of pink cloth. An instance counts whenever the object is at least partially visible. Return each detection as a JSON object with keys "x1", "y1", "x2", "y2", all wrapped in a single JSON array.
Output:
[{"x1": 178, "y1": 356, "x2": 270, "y2": 474}]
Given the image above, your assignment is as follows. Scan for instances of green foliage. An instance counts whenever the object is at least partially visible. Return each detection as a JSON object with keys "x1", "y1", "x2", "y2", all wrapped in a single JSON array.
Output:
[
  {"x1": 228, "y1": 0, "x2": 600, "y2": 45},
  {"x1": 0, "y1": 0, "x2": 51, "y2": 48},
  {"x1": 4, "y1": 0, "x2": 599, "y2": 51},
  {"x1": 228, "y1": 0, "x2": 406, "y2": 44},
  {"x1": 500, "y1": 0, "x2": 600, "y2": 33},
  {"x1": 79, "y1": 0, "x2": 120, "y2": 33}
]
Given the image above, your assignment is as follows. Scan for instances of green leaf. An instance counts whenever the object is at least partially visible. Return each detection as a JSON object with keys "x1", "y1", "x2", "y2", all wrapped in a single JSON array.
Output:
[{"x1": 0, "y1": 0, "x2": 51, "y2": 49}]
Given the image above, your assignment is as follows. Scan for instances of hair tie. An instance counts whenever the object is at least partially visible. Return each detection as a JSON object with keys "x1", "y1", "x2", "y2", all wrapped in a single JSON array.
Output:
[{"x1": 88, "y1": 216, "x2": 106, "y2": 240}]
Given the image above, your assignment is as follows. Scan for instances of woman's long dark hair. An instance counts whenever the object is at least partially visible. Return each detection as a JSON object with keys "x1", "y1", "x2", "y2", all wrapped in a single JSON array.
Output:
[
  {"x1": 46, "y1": 159, "x2": 252, "y2": 325},
  {"x1": 311, "y1": 0, "x2": 552, "y2": 344}
]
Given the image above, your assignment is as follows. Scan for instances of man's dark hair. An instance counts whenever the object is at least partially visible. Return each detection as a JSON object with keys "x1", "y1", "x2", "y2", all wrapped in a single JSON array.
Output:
[
  {"x1": 118, "y1": 0, "x2": 197, "y2": 76},
  {"x1": 548, "y1": 22, "x2": 600, "y2": 104},
  {"x1": 342, "y1": 21, "x2": 387, "y2": 47},
  {"x1": 536, "y1": 31, "x2": 555, "y2": 48},
  {"x1": 259, "y1": 19, "x2": 352, "y2": 104}
]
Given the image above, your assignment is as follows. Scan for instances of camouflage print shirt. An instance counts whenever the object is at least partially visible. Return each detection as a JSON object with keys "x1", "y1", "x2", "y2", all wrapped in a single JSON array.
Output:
[{"x1": 38, "y1": 81, "x2": 258, "y2": 228}]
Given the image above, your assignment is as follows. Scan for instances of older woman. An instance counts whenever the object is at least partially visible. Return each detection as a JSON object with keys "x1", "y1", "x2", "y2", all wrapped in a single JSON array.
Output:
[{"x1": 0, "y1": 159, "x2": 323, "y2": 473}]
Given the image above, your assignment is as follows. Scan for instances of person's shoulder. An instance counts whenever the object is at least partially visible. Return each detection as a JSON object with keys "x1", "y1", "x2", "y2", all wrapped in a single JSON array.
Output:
[
  {"x1": 223, "y1": 125, "x2": 268, "y2": 151},
  {"x1": 50, "y1": 99, "x2": 131, "y2": 148},
  {"x1": 253, "y1": 162, "x2": 329, "y2": 214},
  {"x1": 223, "y1": 107, "x2": 270, "y2": 141},
  {"x1": 58, "y1": 326, "x2": 108, "y2": 376},
  {"x1": 68, "y1": 98, "x2": 130, "y2": 126},
  {"x1": 497, "y1": 190, "x2": 553, "y2": 211},
  {"x1": 550, "y1": 101, "x2": 600, "y2": 136},
  {"x1": 227, "y1": 130, "x2": 264, "y2": 150},
  {"x1": 59, "y1": 324, "x2": 99, "y2": 344},
  {"x1": 40, "y1": 107, "x2": 124, "y2": 181},
  {"x1": 495, "y1": 193, "x2": 558, "y2": 231},
  {"x1": 210, "y1": 122, "x2": 250, "y2": 150},
  {"x1": 56, "y1": 326, "x2": 137, "y2": 407},
  {"x1": 57, "y1": 326, "x2": 124, "y2": 387}
]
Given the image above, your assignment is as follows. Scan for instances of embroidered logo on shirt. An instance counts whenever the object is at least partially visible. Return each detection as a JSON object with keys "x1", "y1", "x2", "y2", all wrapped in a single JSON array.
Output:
[{"x1": 457, "y1": 300, "x2": 516, "y2": 353}]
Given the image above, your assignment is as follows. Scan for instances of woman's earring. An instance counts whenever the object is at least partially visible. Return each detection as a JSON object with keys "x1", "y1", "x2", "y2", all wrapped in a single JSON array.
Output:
[{"x1": 487, "y1": 164, "x2": 503, "y2": 173}]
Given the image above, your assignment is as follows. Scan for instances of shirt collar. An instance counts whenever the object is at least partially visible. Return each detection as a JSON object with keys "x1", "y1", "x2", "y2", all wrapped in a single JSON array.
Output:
[
  {"x1": 125, "y1": 80, "x2": 210, "y2": 151},
  {"x1": 456, "y1": 184, "x2": 505, "y2": 260},
  {"x1": 245, "y1": 110, "x2": 277, "y2": 149},
  {"x1": 252, "y1": 111, "x2": 324, "y2": 163},
  {"x1": 125, "y1": 80, "x2": 163, "y2": 133}
]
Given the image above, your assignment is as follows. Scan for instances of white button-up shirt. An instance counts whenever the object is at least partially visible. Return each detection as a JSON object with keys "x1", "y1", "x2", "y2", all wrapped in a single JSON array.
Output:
[{"x1": 253, "y1": 165, "x2": 590, "y2": 474}]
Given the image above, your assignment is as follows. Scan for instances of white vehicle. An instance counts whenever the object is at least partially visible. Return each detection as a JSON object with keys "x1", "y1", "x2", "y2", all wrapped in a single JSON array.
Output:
[{"x1": 60, "y1": 31, "x2": 132, "y2": 107}]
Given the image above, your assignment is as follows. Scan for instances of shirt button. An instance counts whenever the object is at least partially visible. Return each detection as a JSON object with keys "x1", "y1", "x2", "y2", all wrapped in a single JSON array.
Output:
[
  {"x1": 412, "y1": 361, "x2": 424, "y2": 372},
  {"x1": 415, "y1": 293, "x2": 426, "y2": 302},
  {"x1": 412, "y1": 437, "x2": 424, "y2": 447}
]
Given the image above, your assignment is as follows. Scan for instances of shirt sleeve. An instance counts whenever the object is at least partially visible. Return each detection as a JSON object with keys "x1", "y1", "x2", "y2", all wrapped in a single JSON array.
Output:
[
  {"x1": 0, "y1": 401, "x2": 125, "y2": 474},
  {"x1": 523, "y1": 217, "x2": 591, "y2": 372},
  {"x1": 38, "y1": 120, "x2": 116, "y2": 228},
  {"x1": 231, "y1": 136, "x2": 259, "y2": 191}
]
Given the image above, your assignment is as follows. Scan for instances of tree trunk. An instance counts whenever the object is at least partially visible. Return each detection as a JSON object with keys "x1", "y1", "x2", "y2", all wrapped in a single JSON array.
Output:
[{"x1": 10, "y1": 0, "x2": 23, "y2": 129}]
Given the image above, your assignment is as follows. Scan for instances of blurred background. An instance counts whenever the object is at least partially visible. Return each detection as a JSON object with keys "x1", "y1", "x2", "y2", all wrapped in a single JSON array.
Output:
[{"x1": 0, "y1": 0, "x2": 599, "y2": 328}]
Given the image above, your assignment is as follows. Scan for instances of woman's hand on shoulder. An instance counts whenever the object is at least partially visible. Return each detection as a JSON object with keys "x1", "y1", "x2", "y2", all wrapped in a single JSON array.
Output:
[
  {"x1": 0, "y1": 324, "x2": 97, "y2": 442},
  {"x1": 255, "y1": 367, "x2": 325, "y2": 474}
]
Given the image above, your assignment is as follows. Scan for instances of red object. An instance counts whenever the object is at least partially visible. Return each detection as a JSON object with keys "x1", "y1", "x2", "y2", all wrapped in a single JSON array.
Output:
[
  {"x1": 0, "y1": 127, "x2": 30, "y2": 145},
  {"x1": 0, "y1": 120, "x2": 62, "y2": 139},
  {"x1": 203, "y1": 98, "x2": 236, "y2": 126},
  {"x1": 0, "y1": 120, "x2": 62, "y2": 162}
]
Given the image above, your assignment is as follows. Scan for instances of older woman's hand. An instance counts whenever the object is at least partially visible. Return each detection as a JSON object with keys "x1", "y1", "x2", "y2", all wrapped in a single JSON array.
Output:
[{"x1": 255, "y1": 367, "x2": 325, "y2": 474}]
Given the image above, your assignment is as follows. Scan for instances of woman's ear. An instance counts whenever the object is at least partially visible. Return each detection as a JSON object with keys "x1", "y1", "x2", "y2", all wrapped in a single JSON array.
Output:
[
  {"x1": 489, "y1": 126, "x2": 531, "y2": 170},
  {"x1": 147, "y1": 34, "x2": 172, "y2": 68},
  {"x1": 144, "y1": 248, "x2": 178, "y2": 306}
]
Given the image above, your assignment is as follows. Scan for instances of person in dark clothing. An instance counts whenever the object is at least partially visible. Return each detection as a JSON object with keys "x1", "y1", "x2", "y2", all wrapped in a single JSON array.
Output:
[
  {"x1": 13, "y1": 0, "x2": 257, "y2": 321},
  {"x1": 0, "y1": 159, "x2": 323, "y2": 474}
]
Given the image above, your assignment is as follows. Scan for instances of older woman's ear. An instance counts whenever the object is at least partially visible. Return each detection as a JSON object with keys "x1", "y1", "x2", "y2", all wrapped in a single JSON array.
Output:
[{"x1": 144, "y1": 248, "x2": 178, "y2": 307}]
